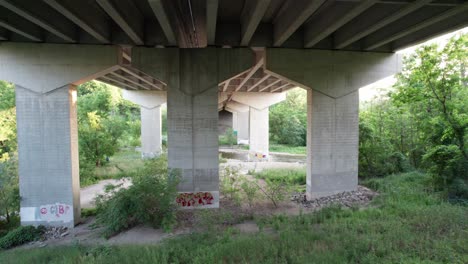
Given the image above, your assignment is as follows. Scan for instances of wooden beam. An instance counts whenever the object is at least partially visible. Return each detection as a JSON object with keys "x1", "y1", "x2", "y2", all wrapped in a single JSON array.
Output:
[
  {"x1": 118, "y1": 66, "x2": 163, "y2": 90},
  {"x1": 98, "y1": 76, "x2": 137, "y2": 90},
  {"x1": 96, "y1": 0, "x2": 143, "y2": 45},
  {"x1": 304, "y1": 0, "x2": 377, "y2": 48},
  {"x1": 259, "y1": 79, "x2": 281, "y2": 92},
  {"x1": 247, "y1": 74, "x2": 271, "y2": 92},
  {"x1": 222, "y1": 80, "x2": 230, "y2": 92},
  {"x1": 0, "y1": 19, "x2": 41, "y2": 41},
  {"x1": 334, "y1": 0, "x2": 432, "y2": 49},
  {"x1": 206, "y1": 0, "x2": 218, "y2": 45},
  {"x1": 273, "y1": 0, "x2": 327, "y2": 47},
  {"x1": 102, "y1": 75, "x2": 139, "y2": 90},
  {"x1": 270, "y1": 83, "x2": 291, "y2": 93},
  {"x1": 240, "y1": 0, "x2": 271, "y2": 46},
  {"x1": 235, "y1": 58, "x2": 264, "y2": 91},
  {"x1": 44, "y1": 0, "x2": 110, "y2": 43},
  {"x1": 364, "y1": 3, "x2": 468, "y2": 50},
  {"x1": 110, "y1": 72, "x2": 151, "y2": 90},
  {"x1": 0, "y1": 0, "x2": 75, "y2": 42},
  {"x1": 148, "y1": 0, "x2": 177, "y2": 46}
]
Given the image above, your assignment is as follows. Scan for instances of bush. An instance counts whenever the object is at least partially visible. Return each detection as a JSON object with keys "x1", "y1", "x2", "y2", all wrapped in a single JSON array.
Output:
[
  {"x1": 219, "y1": 128, "x2": 237, "y2": 146},
  {"x1": 0, "y1": 225, "x2": 44, "y2": 250},
  {"x1": 94, "y1": 155, "x2": 180, "y2": 237}
]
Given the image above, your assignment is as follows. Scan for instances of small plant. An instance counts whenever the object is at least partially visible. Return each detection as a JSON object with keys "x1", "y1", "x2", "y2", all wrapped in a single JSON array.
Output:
[
  {"x1": 220, "y1": 165, "x2": 242, "y2": 204},
  {"x1": 0, "y1": 225, "x2": 44, "y2": 250},
  {"x1": 257, "y1": 179, "x2": 290, "y2": 208},
  {"x1": 240, "y1": 178, "x2": 259, "y2": 208}
]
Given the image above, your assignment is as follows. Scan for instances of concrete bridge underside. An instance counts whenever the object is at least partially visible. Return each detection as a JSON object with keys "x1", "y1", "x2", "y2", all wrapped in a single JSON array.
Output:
[{"x1": 0, "y1": 0, "x2": 465, "y2": 227}]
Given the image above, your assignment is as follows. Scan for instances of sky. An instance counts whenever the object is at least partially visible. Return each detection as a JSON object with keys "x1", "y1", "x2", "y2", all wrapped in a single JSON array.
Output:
[{"x1": 359, "y1": 27, "x2": 468, "y2": 102}]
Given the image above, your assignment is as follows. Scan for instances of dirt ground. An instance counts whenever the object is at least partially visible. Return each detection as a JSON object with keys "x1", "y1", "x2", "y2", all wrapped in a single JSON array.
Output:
[{"x1": 20, "y1": 156, "x2": 372, "y2": 249}]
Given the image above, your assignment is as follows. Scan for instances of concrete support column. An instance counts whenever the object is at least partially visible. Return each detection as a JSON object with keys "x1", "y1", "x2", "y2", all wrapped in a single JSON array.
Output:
[
  {"x1": 122, "y1": 90, "x2": 167, "y2": 158},
  {"x1": 249, "y1": 107, "x2": 269, "y2": 161},
  {"x1": 0, "y1": 43, "x2": 120, "y2": 227},
  {"x1": 140, "y1": 106, "x2": 162, "y2": 158},
  {"x1": 17, "y1": 85, "x2": 80, "y2": 227},
  {"x1": 235, "y1": 111, "x2": 249, "y2": 144},
  {"x1": 307, "y1": 90, "x2": 359, "y2": 198},
  {"x1": 131, "y1": 48, "x2": 253, "y2": 208}
]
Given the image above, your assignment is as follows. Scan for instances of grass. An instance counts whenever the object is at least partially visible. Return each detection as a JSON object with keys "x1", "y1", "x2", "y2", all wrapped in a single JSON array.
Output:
[
  {"x1": 80, "y1": 150, "x2": 144, "y2": 187},
  {"x1": 269, "y1": 143, "x2": 306, "y2": 155},
  {"x1": 253, "y1": 167, "x2": 306, "y2": 185},
  {"x1": 1, "y1": 172, "x2": 467, "y2": 263}
]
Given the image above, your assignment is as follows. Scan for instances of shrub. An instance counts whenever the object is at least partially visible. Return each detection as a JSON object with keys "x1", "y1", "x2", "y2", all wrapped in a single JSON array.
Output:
[
  {"x1": 94, "y1": 155, "x2": 180, "y2": 237},
  {"x1": 219, "y1": 128, "x2": 237, "y2": 146},
  {"x1": 240, "y1": 178, "x2": 259, "y2": 208},
  {"x1": 258, "y1": 180, "x2": 290, "y2": 208},
  {"x1": 220, "y1": 166, "x2": 242, "y2": 203},
  {"x1": 0, "y1": 225, "x2": 44, "y2": 250}
]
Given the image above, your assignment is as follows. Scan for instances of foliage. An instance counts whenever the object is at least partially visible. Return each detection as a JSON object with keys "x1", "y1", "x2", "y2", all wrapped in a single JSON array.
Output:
[
  {"x1": 257, "y1": 179, "x2": 290, "y2": 208},
  {"x1": 219, "y1": 128, "x2": 237, "y2": 146},
  {"x1": 0, "y1": 156, "x2": 19, "y2": 225},
  {"x1": 253, "y1": 168, "x2": 306, "y2": 185},
  {"x1": 391, "y1": 33, "x2": 468, "y2": 197},
  {"x1": 0, "y1": 81, "x2": 16, "y2": 160},
  {"x1": 240, "y1": 178, "x2": 259, "y2": 208},
  {"x1": 94, "y1": 155, "x2": 180, "y2": 237},
  {"x1": 0, "y1": 225, "x2": 44, "y2": 250},
  {"x1": 220, "y1": 166, "x2": 242, "y2": 203},
  {"x1": 269, "y1": 144, "x2": 306, "y2": 155},
  {"x1": 4, "y1": 172, "x2": 465, "y2": 263},
  {"x1": 269, "y1": 88, "x2": 307, "y2": 146}
]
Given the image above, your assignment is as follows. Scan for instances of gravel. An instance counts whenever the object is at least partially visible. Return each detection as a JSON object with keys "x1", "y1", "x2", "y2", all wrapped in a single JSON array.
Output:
[{"x1": 291, "y1": 185, "x2": 378, "y2": 210}]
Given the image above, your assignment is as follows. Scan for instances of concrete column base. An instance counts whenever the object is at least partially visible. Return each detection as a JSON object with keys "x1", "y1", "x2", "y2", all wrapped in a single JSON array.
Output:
[
  {"x1": 17, "y1": 85, "x2": 80, "y2": 227},
  {"x1": 306, "y1": 90, "x2": 359, "y2": 199}
]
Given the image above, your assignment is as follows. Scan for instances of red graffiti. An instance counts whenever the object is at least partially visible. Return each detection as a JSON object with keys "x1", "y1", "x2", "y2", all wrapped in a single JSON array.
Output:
[
  {"x1": 40, "y1": 208, "x2": 47, "y2": 214},
  {"x1": 176, "y1": 192, "x2": 214, "y2": 207}
]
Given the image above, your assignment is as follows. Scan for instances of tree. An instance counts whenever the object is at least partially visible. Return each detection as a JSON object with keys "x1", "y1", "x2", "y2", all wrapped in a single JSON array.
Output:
[
  {"x1": 392, "y1": 33, "x2": 468, "y2": 198},
  {"x1": 269, "y1": 88, "x2": 307, "y2": 146}
]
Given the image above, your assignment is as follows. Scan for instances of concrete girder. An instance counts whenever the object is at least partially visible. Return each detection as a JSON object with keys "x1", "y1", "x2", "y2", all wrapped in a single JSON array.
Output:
[
  {"x1": 334, "y1": 0, "x2": 433, "y2": 49},
  {"x1": 206, "y1": 0, "x2": 218, "y2": 45},
  {"x1": 240, "y1": 0, "x2": 271, "y2": 46},
  {"x1": 0, "y1": 0, "x2": 76, "y2": 43},
  {"x1": 0, "y1": 19, "x2": 41, "y2": 41},
  {"x1": 147, "y1": 0, "x2": 177, "y2": 46},
  {"x1": 44, "y1": 0, "x2": 110, "y2": 44},
  {"x1": 230, "y1": 92, "x2": 286, "y2": 110},
  {"x1": 96, "y1": 0, "x2": 144, "y2": 45}
]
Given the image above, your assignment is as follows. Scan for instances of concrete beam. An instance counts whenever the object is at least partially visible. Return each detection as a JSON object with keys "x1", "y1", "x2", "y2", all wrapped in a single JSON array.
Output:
[
  {"x1": 364, "y1": 3, "x2": 468, "y2": 50},
  {"x1": 119, "y1": 67, "x2": 164, "y2": 90},
  {"x1": 258, "y1": 79, "x2": 281, "y2": 92},
  {"x1": 109, "y1": 72, "x2": 150, "y2": 90},
  {"x1": 231, "y1": 92, "x2": 286, "y2": 110},
  {"x1": 0, "y1": 0, "x2": 76, "y2": 42},
  {"x1": 240, "y1": 0, "x2": 271, "y2": 46},
  {"x1": 122, "y1": 90, "x2": 167, "y2": 109},
  {"x1": 97, "y1": 76, "x2": 136, "y2": 90},
  {"x1": 0, "y1": 43, "x2": 120, "y2": 93},
  {"x1": 44, "y1": 0, "x2": 110, "y2": 43},
  {"x1": 96, "y1": 0, "x2": 144, "y2": 45},
  {"x1": 266, "y1": 49, "x2": 401, "y2": 98},
  {"x1": 206, "y1": 0, "x2": 218, "y2": 45},
  {"x1": 304, "y1": 0, "x2": 377, "y2": 48},
  {"x1": 247, "y1": 74, "x2": 271, "y2": 92},
  {"x1": 148, "y1": 0, "x2": 177, "y2": 46},
  {"x1": 0, "y1": 19, "x2": 41, "y2": 41},
  {"x1": 334, "y1": 0, "x2": 432, "y2": 49},
  {"x1": 235, "y1": 58, "x2": 264, "y2": 91},
  {"x1": 273, "y1": 0, "x2": 327, "y2": 47}
]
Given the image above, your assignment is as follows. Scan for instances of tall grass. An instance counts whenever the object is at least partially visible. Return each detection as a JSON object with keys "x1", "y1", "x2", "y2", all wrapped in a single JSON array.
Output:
[
  {"x1": 1, "y1": 172, "x2": 466, "y2": 263},
  {"x1": 253, "y1": 168, "x2": 306, "y2": 185}
]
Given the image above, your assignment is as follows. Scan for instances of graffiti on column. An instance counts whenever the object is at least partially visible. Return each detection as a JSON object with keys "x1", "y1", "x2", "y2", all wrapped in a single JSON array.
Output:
[
  {"x1": 39, "y1": 203, "x2": 73, "y2": 222},
  {"x1": 176, "y1": 192, "x2": 214, "y2": 207}
]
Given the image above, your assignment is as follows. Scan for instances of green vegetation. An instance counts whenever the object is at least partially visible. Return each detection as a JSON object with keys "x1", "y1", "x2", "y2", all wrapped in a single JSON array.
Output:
[
  {"x1": 270, "y1": 88, "x2": 307, "y2": 147},
  {"x1": 269, "y1": 143, "x2": 306, "y2": 155},
  {"x1": 0, "y1": 225, "x2": 43, "y2": 250},
  {"x1": 360, "y1": 34, "x2": 467, "y2": 201},
  {"x1": 94, "y1": 155, "x2": 180, "y2": 237},
  {"x1": 1, "y1": 172, "x2": 466, "y2": 262},
  {"x1": 253, "y1": 168, "x2": 306, "y2": 185},
  {"x1": 219, "y1": 128, "x2": 237, "y2": 146}
]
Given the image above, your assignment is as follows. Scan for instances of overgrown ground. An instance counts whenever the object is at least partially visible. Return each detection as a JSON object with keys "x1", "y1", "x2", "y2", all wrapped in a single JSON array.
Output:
[{"x1": 1, "y1": 172, "x2": 466, "y2": 263}]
